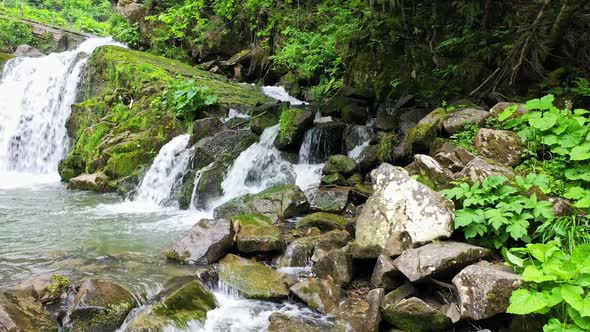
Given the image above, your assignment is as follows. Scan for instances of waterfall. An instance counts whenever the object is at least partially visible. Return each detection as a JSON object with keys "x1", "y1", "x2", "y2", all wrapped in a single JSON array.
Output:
[
  {"x1": 189, "y1": 162, "x2": 215, "y2": 210},
  {"x1": 132, "y1": 134, "x2": 192, "y2": 207},
  {"x1": 347, "y1": 125, "x2": 374, "y2": 161},
  {"x1": 0, "y1": 38, "x2": 122, "y2": 188},
  {"x1": 261, "y1": 86, "x2": 306, "y2": 105},
  {"x1": 220, "y1": 125, "x2": 296, "y2": 202}
]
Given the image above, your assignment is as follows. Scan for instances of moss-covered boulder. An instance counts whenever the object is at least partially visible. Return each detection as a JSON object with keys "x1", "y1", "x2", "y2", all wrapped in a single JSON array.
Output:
[
  {"x1": 233, "y1": 214, "x2": 284, "y2": 254},
  {"x1": 296, "y1": 212, "x2": 347, "y2": 232},
  {"x1": 60, "y1": 45, "x2": 270, "y2": 190},
  {"x1": 69, "y1": 279, "x2": 137, "y2": 332},
  {"x1": 190, "y1": 117, "x2": 226, "y2": 145},
  {"x1": 322, "y1": 155, "x2": 359, "y2": 177},
  {"x1": 0, "y1": 52, "x2": 15, "y2": 71},
  {"x1": 320, "y1": 173, "x2": 346, "y2": 186},
  {"x1": 154, "y1": 280, "x2": 217, "y2": 327},
  {"x1": 0, "y1": 291, "x2": 57, "y2": 332},
  {"x1": 402, "y1": 107, "x2": 445, "y2": 155},
  {"x1": 213, "y1": 184, "x2": 309, "y2": 223},
  {"x1": 218, "y1": 254, "x2": 289, "y2": 300},
  {"x1": 312, "y1": 245, "x2": 353, "y2": 285},
  {"x1": 381, "y1": 297, "x2": 451, "y2": 332},
  {"x1": 275, "y1": 108, "x2": 314, "y2": 150},
  {"x1": 305, "y1": 187, "x2": 350, "y2": 213},
  {"x1": 474, "y1": 128, "x2": 523, "y2": 166}
]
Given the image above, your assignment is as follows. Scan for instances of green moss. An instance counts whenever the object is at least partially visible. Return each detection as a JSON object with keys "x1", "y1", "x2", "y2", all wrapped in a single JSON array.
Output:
[
  {"x1": 278, "y1": 107, "x2": 298, "y2": 142},
  {"x1": 231, "y1": 213, "x2": 273, "y2": 226},
  {"x1": 0, "y1": 52, "x2": 15, "y2": 71},
  {"x1": 377, "y1": 132, "x2": 399, "y2": 163},
  {"x1": 46, "y1": 274, "x2": 69, "y2": 298},
  {"x1": 154, "y1": 280, "x2": 217, "y2": 327},
  {"x1": 296, "y1": 212, "x2": 347, "y2": 231}
]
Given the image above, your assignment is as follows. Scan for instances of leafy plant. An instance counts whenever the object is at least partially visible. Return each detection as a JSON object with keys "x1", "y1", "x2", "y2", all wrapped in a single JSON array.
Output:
[
  {"x1": 501, "y1": 95, "x2": 590, "y2": 209},
  {"x1": 536, "y1": 215, "x2": 590, "y2": 255},
  {"x1": 278, "y1": 105, "x2": 296, "y2": 142},
  {"x1": 505, "y1": 242, "x2": 590, "y2": 331},
  {"x1": 166, "y1": 78, "x2": 217, "y2": 122},
  {"x1": 376, "y1": 132, "x2": 398, "y2": 163},
  {"x1": 449, "y1": 123, "x2": 479, "y2": 154},
  {"x1": 443, "y1": 174, "x2": 554, "y2": 249}
]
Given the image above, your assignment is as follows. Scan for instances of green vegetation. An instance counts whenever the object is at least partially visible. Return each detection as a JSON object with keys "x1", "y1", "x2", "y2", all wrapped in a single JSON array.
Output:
[
  {"x1": 45, "y1": 274, "x2": 69, "y2": 297},
  {"x1": 0, "y1": 17, "x2": 33, "y2": 52},
  {"x1": 376, "y1": 132, "x2": 398, "y2": 163},
  {"x1": 166, "y1": 78, "x2": 218, "y2": 123},
  {"x1": 449, "y1": 124, "x2": 479, "y2": 154}
]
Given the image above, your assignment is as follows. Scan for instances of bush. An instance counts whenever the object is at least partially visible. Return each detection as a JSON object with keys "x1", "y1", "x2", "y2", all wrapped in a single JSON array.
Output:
[{"x1": 165, "y1": 78, "x2": 218, "y2": 122}]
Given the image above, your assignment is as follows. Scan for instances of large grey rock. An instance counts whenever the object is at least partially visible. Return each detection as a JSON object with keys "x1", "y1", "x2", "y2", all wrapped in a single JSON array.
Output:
[
  {"x1": 0, "y1": 291, "x2": 57, "y2": 332},
  {"x1": 296, "y1": 212, "x2": 347, "y2": 231},
  {"x1": 433, "y1": 142, "x2": 475, "y2": 173},
  {"x1": 351, "y1": 164, "x2": 455, "y2": 258},
  {"x1": 267, "y1": 313, "x2": 322, "y2": 332},
  {"x1": 475, "y1": 128, "x2": 523, "y2": 166},
  {"x1": 115, "y1": 0, "x2": 147, "y2": 23},
  {"x1": 14, "y1": 45, "x2": 45, "y2": 58},
  {"x1": 331, "y1": 289, "x2": 383, "y2": 332},
  {"x1": 167, "y1": 218, "x2": 234, "y2": 264},
  {"x1": 305, "y1": 187, "x2": 349, "y2": 213},
  {"x1": 70, "y1": 280, "x2": 137, "y2": 332},
  {"x1": 278, "y1": 230, "x2": 351, "y2": 268},
  {"x1": 234, "y1": 214, "x2": 284, "y2": 254},
  {"x1": 371, "y1": 255, "x2": 402, "y2": 290},
  {"x1": 403, "y1": 108, "x2": 445, "y2": 155},
  {"x1": 381, "y1": 282, "x2": 417, "y2": 307},
  {"x1": 68, "y1": 172, "x2": 109, "y2": 192},
  {"x1": 356, "y1": 145, "x2": 379, "y2": 170},
  {"x1": 312, "y1": 245, "x2": 353, "y2": 285},
  {"x1": 442, "y1": 108, "x2": 489, "y2": 135},
  {"x1": 412, "y1": 154, "x2": 454, "y2": 190},
  {"x1": 193, "y1": 129, "x2": 258, "y2": 169},
  {"x1": 455, "y1": 156, "x2": 515, "y2": 183},
  {"x1": 393, "y1": 242, "x2": 491, "y2": 282},
  {"x1": 452, "y1": 262, "x2": 522, "y2": 320},
  {"x1": 218, "y1": 254, "x2": 289, "y2": 300},
  {"x1": 190, "y1": 117, "x2": 227, "y2": 144},
  {"x1": 382, "y1": 297, "x2": 451, "y2": 332},
  {"x1": 214, "y1": 184, "x2": 309, "y2": 223},
  {"x1": 290, "y1": 278, "x2": 342, "y2": 314},
  {"x1": 152, "y1": 280, "x2": 218, "y2": 327}
]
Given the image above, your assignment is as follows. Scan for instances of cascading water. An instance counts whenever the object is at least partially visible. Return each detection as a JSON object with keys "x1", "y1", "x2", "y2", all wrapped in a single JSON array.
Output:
[
  {"x1": 347, "y1": 125, "x2": 375, "y2": 161},
  {"x1": 261, "y1": 86, "x2": 306, "y2": 105},
  {"x1": 131, "y1": 134, "x2": 192, "y2": 207},
  {"x1": 0, "y1": 38, "x2": 121, "y2": 188},
  {"x1": 220, "y1": 125, "x2": 296, "y2": 202}
]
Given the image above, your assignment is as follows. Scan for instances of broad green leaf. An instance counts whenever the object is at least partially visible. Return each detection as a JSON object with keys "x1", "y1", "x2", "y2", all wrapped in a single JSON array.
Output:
[
  {"x1": 544, "y1": 318, "x2": 586, "y2": 332},
  {"x1": 570, "y1": 143, "x2": 590, "y2": 161},
  {"x1": 507, "y1": 289, "x2": 558, "y2": 314},
  {"x1": 503, "y1": 247, "x2": 524, "y2": 267},
  {"x1": 522, "y1": 265, "x2": 557, "y2": 283},
  {"x1": 527, "y1": 242, "x2": 560, "y2": 262},
  {"x1": 568, "y1": 306, "x2": 590, "y2": 330},
  {"x1": 576, "y1": 197, "x2": 590, "y2": 209},
  {"x1": 498, "y1": 104, "x2": 518, "y2": 121}
]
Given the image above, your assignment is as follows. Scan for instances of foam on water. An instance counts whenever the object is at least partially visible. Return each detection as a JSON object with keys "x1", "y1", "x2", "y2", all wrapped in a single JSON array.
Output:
[{"x1": 261, "y1": 86, "x2": 306, "y2": 105}]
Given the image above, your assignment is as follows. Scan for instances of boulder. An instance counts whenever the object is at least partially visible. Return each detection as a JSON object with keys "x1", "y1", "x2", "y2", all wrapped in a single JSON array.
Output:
[
  {"x1": 304, "y1": 187, "x2": 350, "y2": 213},
  {"x1": 213, "y1": 184, "x2": 309, "y2": 223},
  {"x1": 290, "y1": 278, "x2": 341, "y2": 314},
  {"x1": 312, "y1": 245, "x2": 353, "y2": 285},
  {"x1": 432, "y1": 142, "x2": 475, "y2": 173},
  {"x1": 455, "y1": 156, "x2": 515, "y2": 183},
  {"x1": 67, "y1": 172, "x2": 109, "y2": 192},
  {"x1": 393, "y1": 242, "x2": 491, "y2": 282},
  {"x1": 474, "y1": 128, "x2": 523, "y2": 166},
  {"x1": 371, "y1": 255, "x2": 402, "y2": 290},
  {"x1": 193, "y1": 129, "x2": 258, "y2": 169},
  {"x1": 365, "y1": 288, "x2": 384, "y2": 332},
  {"x1": 375, "y1": 108, "x2": 397, "y2": 131},
  {"x1": 320, "y1": 173, "x2": 346, "y2": 186},
  {"x1": 442, "y1": 108, "x2": 490, "y2": 135},
  {"x1": 452, "y1": 262, "x2": 522, "y2": 320},
  {"x1": 70, "y1": 280, "x2": 137, "y2": 332},
  {"x1": 350, "y1": 183, "x2": 373, "y2": 205},
  {"x1": 14, "y1": 45, "x2": 44, "y2": 58},
  {"x1": 275, "y1": 109, "x2": 314, "y2": 150},
  {"x1": 166, "y1": 218, "x2": 234, "y2": 264},
  {"x1": 346, "y1": 173, "x2": 363, "y2": 185},
  {"x1": 341, "y1": 102, "x2": 369, "y2": 125},
  {"x1": 296, "y1": 212, "x2": 347, "y2": 232},
  {"x1": 381, "y1": 297, "x2": 451, "y2": 332},
  {"x1": 323, "y1": 155, "x2": 359, "y2": 177},
  {"x1": 267, "y1": 313, "x2": 322, "y2": 332},
  {"x1": 191, "y1": 162, "x2": 226, "y2": 209},
  {"x1": 279, "y1": 230, "x2": 350, "y2": 268},
  {"x1": 190, "y1": 117, "x2": 226, "y2": 145},
  {"x1": 403, "y1": 108, "x2": 445, "y2": 154},
  {"x1": 552, "y1": 198, "x2": 576, "y2": 217},
  {"x1": 356, "y1": 145, "x2": 379, "y2": 171},
  {"x1": 352, "y1": 164, "x2": 455, "y2": 258},
  {"x1": 250, "y1": 113, "x2": 279, "y2": 135},
  {"x1": 218, "y1": 254, "x2": 289, "y2": 300},
  {"x1": 0, "y1": 291, "x2": 57, "y2": 332},
  {"x1": 412, "y1": 154, "x2": 454, "y2": 190},
  {"x1": 489, "y1": 102, "x2": 529, "y2": 119},
  {"x1": 115, "y1": 0, "x2": 147, "y2": 23},
  {"x1": 332, "y1": 289, "x2": 384, "y2": 332},
  {"x1": 381, "y1": 282, "x2": 417, "y2": 307},
  {"x1": 234, "y1": 214, "x2": 284, "y2": 254},
  {"x1": 153, "y1": 280, "x2": 217, "y2": 326}
]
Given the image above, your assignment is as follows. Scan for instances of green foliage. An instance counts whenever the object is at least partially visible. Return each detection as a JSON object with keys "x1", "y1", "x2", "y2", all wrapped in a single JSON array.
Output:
[
  {"x1": 165, "y1": 77, "x2": 218, "y2": 122},
  {"x1": 501, "y1": 95, "x2": 590, "y2": 209},
  {"x1": 0, "y1": 18, "x2": 33, "y2": 52},
  {"x1": 449, "y1": 123, "x2": 479, "y2": 154},
  {"x1": 536, "y1": 216, "x2": 590, "y2": 255},
  {"x1": 505, "y1": 242, "x2": 590, "y2": 331},
  {"x1": 278, "y1": 105, "x2": 296, "y2": 142},
  {"x1": 108, "y1": 15, "x2": 141, "y2": 48},
  {"x1": 376, "y1": 132, "x2": 397, "y2": 163},
  {"x1": 46, "y1": 274, "x2": 69, "y2": 297},
  {"x1": 443, "y1": 174, "x2": 554, "y2": 249}
]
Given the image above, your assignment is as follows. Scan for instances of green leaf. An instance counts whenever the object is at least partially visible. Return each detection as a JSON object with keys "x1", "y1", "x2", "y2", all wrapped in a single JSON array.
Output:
[
  {"x1": 570, "y1": 143, "x2": 590, "y2": 161},
  {"x1": 507, "y1": 289, "x2": 559, "y2": 315},
  {"x1": 498, "y1": 104, "x2": 518, "y2": 121},
  {"x1": 568, "y1": 306, "x2": 590, "y2": 330},
  {"x1": 575, "y1": 197, "x2": 590, "y2": 209},
  {"x1": 527, "y1": 242, "x2": 560, "y2": 262},
  {"x1": 522, "y1": 265, "x2": 557, "y2": 282},
  {"x1": 529, "y1": 112, "x2": 558, "y2": 131}
]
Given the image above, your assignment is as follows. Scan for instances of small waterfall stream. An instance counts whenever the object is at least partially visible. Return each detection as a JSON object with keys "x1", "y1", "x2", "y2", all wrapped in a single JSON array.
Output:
[{"x1": 0, "y1": 38, "x2": 121, "y2": 188}]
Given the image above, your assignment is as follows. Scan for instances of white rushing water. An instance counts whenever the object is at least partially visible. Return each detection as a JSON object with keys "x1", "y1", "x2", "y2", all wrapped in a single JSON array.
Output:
[
  {"x1": 0, "y1": 38, "x2": 122, "y2": 189},
  {"x1": 347, "y1": 125, "x2": 374, "y2": 162},
  {"x1": 261, "y1": 86, "x2": 306, "y2": 105}
]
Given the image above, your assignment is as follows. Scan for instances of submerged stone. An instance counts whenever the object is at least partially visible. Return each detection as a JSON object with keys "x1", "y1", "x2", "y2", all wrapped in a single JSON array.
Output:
[{"x1": 0, "y1": 291, "x2": 57, "y2": 332}]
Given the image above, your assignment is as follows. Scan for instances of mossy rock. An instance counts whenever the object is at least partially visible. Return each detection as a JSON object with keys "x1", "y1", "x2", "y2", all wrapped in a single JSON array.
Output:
[
  {"x1": 154, "y1": 280, "x2": 217, "y2": 327},
  {"x1": 250, "y1": 113, "x2": 279, "y2": 135},
  {"x1": 70, "y1": 279, "x2": 137, "y2": 332},
  {"x1": 275, "y1": 108, "x2": 314, "y2": 150},
  {"x1": 404, "y1": 108, "x2": 446, "y2": 155},
  {"x1": 0, "y1": 291, "x2": 58, "y2": 332},
  {"x1": 218, "y1": 254, "x2": 289, "y2": 300},
  {"x1": 322, "y1": 155, "x2": 359, "y2": 177},
  {"x1": 0, "y1": 52, "x2": 15, "y2": 71},
  {"x1": 382, "y1": 297, "x2": 451, "y2": 332},
  {"x1": 296, "y1": 212, "x2": 347, "y2": 232},
  {"x1": 234, "y1": 214, "x2": 284, "y2": 254},
  {"x1": 321, "y1": 173, "x2": 346, "y2": 186}
]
